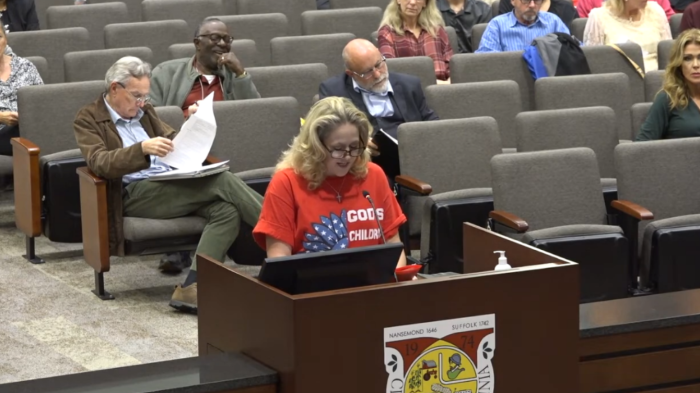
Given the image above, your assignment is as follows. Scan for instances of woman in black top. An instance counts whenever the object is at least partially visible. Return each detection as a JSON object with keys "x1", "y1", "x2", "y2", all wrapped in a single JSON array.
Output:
[
  {"x1": 0, "y1": 0, "x2": 39, "y2": 32},
  {"x1": 499, "y1": 0, "x2": 578, "y2": 29}
]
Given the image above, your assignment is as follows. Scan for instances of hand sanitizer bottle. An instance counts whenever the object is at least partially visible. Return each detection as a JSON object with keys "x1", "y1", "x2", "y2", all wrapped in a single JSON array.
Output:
[{"x1": 494, "y1": 251, "x2": 511, "y2": 271}]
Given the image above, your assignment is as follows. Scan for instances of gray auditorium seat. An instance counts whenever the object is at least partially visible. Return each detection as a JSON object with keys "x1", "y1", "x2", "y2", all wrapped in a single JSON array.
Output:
[
  {"x1": 535, "y1": 73, "x2": 632, "y2": 141},
  {"x1": 236, "y1": 0, "x2": 317, "y2": 36},
  {"x1": 630, "y1": 102, "x2": 652, "y2": 141},
  {"x1": 425, "y1": 81, "x2": 521, "y2": 149},
  {"x1": 222, "y1": 0, "x2": 237, "y2": 15},
  {"x1": 35, "y1": 0, "x2": 72, "y2": 30},
  {"x1": 386, "y1": 57, "x2": 436, "y2": 90},
  {"x1": 615, "y1": 138, "x2": 700, "y2": 292},
  {"x1": 18, "y1": 81, "x2": 103, "y2": 155},
  {"x1": 398, "y1": 117, "x2": 501, "y2": 259},
  {"x1": 490, "y1": 147, "x2": 629, "y2": 302},
  {"x1": 570, "y1": 18, "x2": 587, "y2": 41},
  {"x1": 270, "y1": 33, "x2": 355, "y2": 76},
  {"x1": 247, "y1": 63, "x2": 328, "y2": 117},
  {"x1": 516, "y1": 107, "x2": 618, "y2": 180},
  {"x1": 210, "y1": 97, "x2": 300, "y2": 175},
  {"x1": 657, "y1": 39, "x2": 672, "y2": 71},
  {"x1": 8, "y1": 27, "x2": 89, "y2": 83},
  {"x1": 46, "y1": 2, "x2": 129, "y2": 50},
  {"x1": 167, "y1": 40, "x2": 257, "y2": 66},
  {"x1": 644, "y1": 70, "x2": 664, "y2": 102},
  {"x1": 491, "y1": 0, "x2": 500, "y2": 16},
  {"x1": 154, "y1": 106, "x2": 185, "y2": 131},
  {"x1": 104, "y1": 20, "x2": 191, "y2": 67},
  {"x1": 445, "y1": 26, "x2": 459, "y2": 55},
  {"x1": 13, "y1": 81, "x2": 103, "y2": 261},
  {"x1": 64, "y1": 47, "x2": 154, "y2": 82},
  {"x1": 142, "y1": 0, "x2": 224, "y2": 30},
  {"x1": 670, "y1": 13, "x2": 682, "y2": 39},
  {"x1": 583, "y1": 42, "x2": 645, "y2": 104},
  {"x1": 212, "y1": 14, "x2": 288, "y2": 66},
  {"x1": 168, "y1": 43, "x2": 196, "y2": 60},
  {"x1": 451, "y1": 51, "x2": 534, "y2": 110},
  {"x1": 89, "y1": 0, "x2": 143, "y2": 23},
  {"x1": 329, "y1": 0, "x2": 387, "y2": 7},
  {"x1": 25, "y1": 56, "x2": 48, "y2": 83},
  {"x1": 471, "y1": 23, "x2": 488, "y2": 51},
  {"x1": 301, "y1": 7, "x2": 382, "y2": 41}
]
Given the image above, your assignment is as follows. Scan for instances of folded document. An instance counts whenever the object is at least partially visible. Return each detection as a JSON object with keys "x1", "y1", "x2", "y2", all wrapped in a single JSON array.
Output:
[{"x1": 148, "y1": 161, "x2": 230, "y2": 181}]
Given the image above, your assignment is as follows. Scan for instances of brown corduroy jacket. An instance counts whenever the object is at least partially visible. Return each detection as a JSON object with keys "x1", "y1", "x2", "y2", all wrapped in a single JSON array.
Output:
[{"x1": 73, "y1": 96, "x2": 176, "y2": 256}]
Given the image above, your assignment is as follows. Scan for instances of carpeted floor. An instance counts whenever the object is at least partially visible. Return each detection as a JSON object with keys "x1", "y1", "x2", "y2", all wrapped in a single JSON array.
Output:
[{"x1": 0, "y1": 190, "x2": 260, "y2": 384}]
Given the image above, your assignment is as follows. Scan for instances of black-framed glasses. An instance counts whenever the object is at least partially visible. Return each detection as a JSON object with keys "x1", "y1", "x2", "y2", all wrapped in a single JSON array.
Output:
[
  {"x1": 116, "y1": 82, "x2": 150, "y2": 104},
  {"x1": 517, "y1": 0, "x2": 543, "y2": 4},
  {"x1": 325, "y1": 145, "x2": 365, "y2": 159},
  {"x1": 350, "y1": 57, "x2": 387, "y2": 79},
  {"x1": 197, "y1": 33, "x2": 234, "y2": 44}
]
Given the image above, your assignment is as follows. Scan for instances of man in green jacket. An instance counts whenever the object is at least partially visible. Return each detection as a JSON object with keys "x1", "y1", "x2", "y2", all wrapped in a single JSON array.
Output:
[
  {"x1": 150, "y1": 17, "x2": 260, "y2": 118},
  {"x1": 150, "y1": 17, "x2": 260, "y2": 270}
]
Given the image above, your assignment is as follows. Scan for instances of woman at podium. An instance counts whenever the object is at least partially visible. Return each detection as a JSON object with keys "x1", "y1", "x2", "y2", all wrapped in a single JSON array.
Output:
[{"x1": 253, "y1": 97, "x2": 407, "y2": 267}]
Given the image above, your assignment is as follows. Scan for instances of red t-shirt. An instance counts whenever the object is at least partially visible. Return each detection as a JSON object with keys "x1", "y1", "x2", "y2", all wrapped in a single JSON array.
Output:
[{"x1": 253, "y1": 162, "x2": 407, "y2": 254}]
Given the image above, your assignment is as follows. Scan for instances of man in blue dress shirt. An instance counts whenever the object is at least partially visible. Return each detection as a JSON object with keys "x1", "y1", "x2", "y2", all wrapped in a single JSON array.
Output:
[{"x1": 476, "y1": 0, "x2": 570, "y2": 52}]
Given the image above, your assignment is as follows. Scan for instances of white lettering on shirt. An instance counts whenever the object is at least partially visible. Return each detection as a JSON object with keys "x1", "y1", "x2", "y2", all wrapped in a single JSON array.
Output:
[{"x1": 347, "y1": 208, "x2": 384, "y2": 223}]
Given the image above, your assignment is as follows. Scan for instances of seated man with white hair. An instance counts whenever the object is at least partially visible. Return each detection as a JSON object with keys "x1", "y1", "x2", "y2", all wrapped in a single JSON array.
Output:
[
  {"x1": 318, "y1": 38, "x2": 438, "y2": 182},
  {"x1": 73, "y1": 56, "x2": 263, "y2": 314}
]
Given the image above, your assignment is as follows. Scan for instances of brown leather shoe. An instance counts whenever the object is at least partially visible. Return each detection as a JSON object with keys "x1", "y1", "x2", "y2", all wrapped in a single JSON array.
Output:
[{"x1": 169, "y1": 283, "x2": 197, "y2": 314}]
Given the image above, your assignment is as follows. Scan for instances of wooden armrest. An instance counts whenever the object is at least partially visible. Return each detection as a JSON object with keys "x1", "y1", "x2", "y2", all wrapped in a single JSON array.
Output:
[
  {"x1": 77, "y1": 166, "x2": 110, "y2": 273},
  {"x1": 11, "y1": 137, "x2": 40, "y2": 154},
  {"x1": 11, "y1": 137, "x2": 41, "y2": 237},
  {"x1": 489, "y1": 210, "x2": 529, "y2": 233},
  {"x1": 205, "y1": 154, "x2": 222, "y2": 164},
  {"x1": 395, "y1": 175, "x2": 432, "y2": 196},
  {"x1": 611, "y1": 200, "x2": 654, "y2": 221},
  {"x1": 76, "y1": 167, "x2": 106, "y2": 184}
]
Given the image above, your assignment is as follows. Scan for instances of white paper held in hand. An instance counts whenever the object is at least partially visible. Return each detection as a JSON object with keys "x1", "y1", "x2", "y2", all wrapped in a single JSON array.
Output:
[{"x1": 160, "y1": 92, "x2": 217, "y2": 169}]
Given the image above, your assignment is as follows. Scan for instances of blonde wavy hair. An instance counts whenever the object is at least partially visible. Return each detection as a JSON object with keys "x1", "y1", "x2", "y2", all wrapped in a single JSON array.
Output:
[
  {"x1": 662, "y1": 29, "x2": 700, "y2": 110},
  {"x1": 276, "y1": 97, "x2": 372, "y2": 190},
  {"x1": 603, "y1": 0, "x2": 629, "y2": 17},
  {"x1": 379, "y1": 0, "x2": 445, "y2": 37}
]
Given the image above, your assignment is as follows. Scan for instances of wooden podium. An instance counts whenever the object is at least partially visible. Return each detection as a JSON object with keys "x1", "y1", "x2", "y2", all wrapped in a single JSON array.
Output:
[{"x1": 199, "y1": 224, "x2": 580, "y2": 393}]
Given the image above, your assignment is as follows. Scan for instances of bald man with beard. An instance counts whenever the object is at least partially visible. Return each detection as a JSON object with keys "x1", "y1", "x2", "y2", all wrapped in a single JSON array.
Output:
[{"x1": 319, "y1": 38, "x2": 438, "y2": 182}]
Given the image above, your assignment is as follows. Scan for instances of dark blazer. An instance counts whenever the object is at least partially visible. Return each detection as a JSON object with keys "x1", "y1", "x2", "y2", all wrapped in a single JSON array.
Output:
[
  {"x1": 318, "y1": 72, "x2": 439, "y2": 130},
  {"x1": 3, "y1": 0, "x2": 40, "y2": 32}
]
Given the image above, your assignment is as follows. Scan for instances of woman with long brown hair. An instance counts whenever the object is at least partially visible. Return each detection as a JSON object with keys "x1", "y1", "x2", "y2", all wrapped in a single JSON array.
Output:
[{"x1": 637, "y1": 29, "x2": 700, "y2": 140}]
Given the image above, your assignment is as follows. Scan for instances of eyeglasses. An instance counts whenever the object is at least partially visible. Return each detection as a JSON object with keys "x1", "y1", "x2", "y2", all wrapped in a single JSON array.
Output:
[
  {"x1": 518, "y1": 0, "x2": 543, "y2": 4},
  {"x1": 350, "y1": 57, "x2": 387, "y2": 79},
  {"x1": 197, "y1": 33, "x2": 234, "y2": 44},
  {"x1": 325, "y1": 145, "x2": 365, "y2": 159},
  {"x1": 116, "y1": 82, "x2": 151, "y2": 104}
]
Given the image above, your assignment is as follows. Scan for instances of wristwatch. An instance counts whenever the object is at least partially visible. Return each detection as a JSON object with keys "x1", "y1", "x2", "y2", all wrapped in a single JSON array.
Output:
[{"x1": 235, "y1": 70, "x2": 248, "y2": 79}]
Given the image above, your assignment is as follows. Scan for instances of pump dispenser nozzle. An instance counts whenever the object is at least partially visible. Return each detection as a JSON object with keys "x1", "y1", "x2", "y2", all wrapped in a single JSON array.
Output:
[{"x1": 494, "y1": 251, "x2": 511, "y2": 271}]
